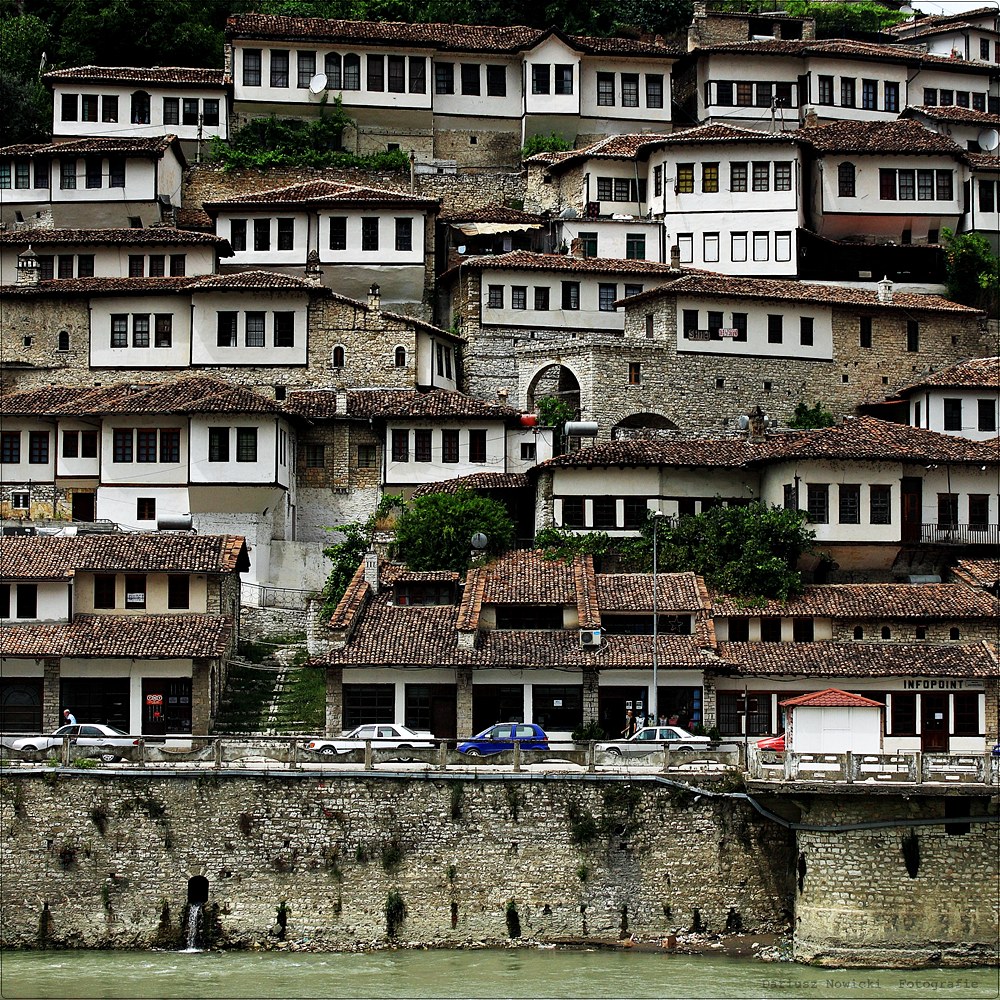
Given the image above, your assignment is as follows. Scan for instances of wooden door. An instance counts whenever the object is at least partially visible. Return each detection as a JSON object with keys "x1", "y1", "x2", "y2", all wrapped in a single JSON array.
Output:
[
  {"x1": 921, "y1": 692, "x2": 948, "y2": 752},
  {"x1": 901, "y1": 477, "x2": 922, "y2": 544}
]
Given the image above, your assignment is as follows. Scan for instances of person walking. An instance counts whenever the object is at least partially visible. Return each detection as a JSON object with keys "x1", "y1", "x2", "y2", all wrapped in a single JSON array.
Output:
[
  {"x1": 62, "y1": 709, "x2": 76, "y2": 725},
  {"x1": 621, "y1": 709, "x2": 637, "y2": 739}
]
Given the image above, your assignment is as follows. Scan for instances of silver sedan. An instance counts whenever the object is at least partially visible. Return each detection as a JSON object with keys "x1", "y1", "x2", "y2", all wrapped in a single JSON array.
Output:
[
  {"x1": 595, "y1": 725, "x2": 711, "y2": 757},
  {"x1": 306, "y1": 724, "x2": 435, "y2": 756},
  {"x1": 12, "y1": 724, "x2": 138, "y2": 762}
]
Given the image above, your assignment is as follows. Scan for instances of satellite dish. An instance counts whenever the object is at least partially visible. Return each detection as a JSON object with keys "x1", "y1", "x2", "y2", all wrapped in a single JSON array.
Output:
[
  {"x1": 558, "y1": 205, "x2": 578, "y2": 219},
  {"x1": 308, "y1": 73, "x2": 328, "y2": 99},
  {"x1": 735, "y1": 414, "x2": 750, "y2": 431},
  {"x1": 978, "y1": 128, "x2": 1000, "y2": 152}
]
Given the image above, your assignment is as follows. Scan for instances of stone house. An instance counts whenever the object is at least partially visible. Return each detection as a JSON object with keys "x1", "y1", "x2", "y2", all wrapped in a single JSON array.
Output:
[
  {"x1": 44, "y1": 66, "x2": 230, "y2": 155},
  {"x1": 0, "y1": 532, "x2": 248, "y2": 736},
  {"x1": 224, "y1": 14, "x2": 681, "y2": 167},
  {"x1": 531, "y1": 415, "x2": 1000, "y2": 572},
  {"x1": 615, "y1": 273, "x2": 989, "y2": 434},
  {"x1": 0, "y1": 136, "x2": 187, "y2": 229},
  {"x1": 0, "y1": 229, "x2": 231, "y2": 285},
  {"x1": 203, "y1": 179, "x2": 440, "y2": 308}
]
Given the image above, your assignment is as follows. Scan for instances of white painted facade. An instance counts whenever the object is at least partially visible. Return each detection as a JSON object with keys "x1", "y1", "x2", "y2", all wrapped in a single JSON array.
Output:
[
  {"x1": 0, "y1": 581, "x2": 67, "y2": 623},
  {"x1": 383, "y1": 420, "x2": 508, "y2": 487},
  {"x1": 907, "y1": 387, "x2": 1000, "y2": 441},
  {"x1": 788, "y1": 703, "x2": 882, "y2": 754},
  {"x1": 89, "y1": 294, "x2": 191, "y2": 369},
  {"x1": 190, "y1": 291, "x2": 309, "y2": 368},
  {"x1": 557, "y1": 221, "x2": 663, "y2": 263}
]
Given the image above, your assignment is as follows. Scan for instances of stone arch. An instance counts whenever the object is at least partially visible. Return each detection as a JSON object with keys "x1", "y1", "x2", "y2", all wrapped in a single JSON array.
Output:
[
  {"x1": 524, "y1": 362, "x2": 582, "y2": 418},
  {"x1": 611, "y1": 412, "x2": 679, "y2": 438},
  {"x1": 393, "y1": 345, "x2": 407, "y2": 368}
]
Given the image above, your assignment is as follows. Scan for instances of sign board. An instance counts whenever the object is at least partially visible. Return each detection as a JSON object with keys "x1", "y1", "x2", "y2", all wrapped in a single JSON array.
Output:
[
  {"x1": 126, "y1": 593, "x2": 145, "y2": 604},
  {"x1": 146, "y1": 694, "x2": 163, "y2": 704},
  {"x1": 718, "y1": 328, "x2": 740, "y2": 338},
  {"x1": 553, "y1": 699, "x2": 563, "y2": 707},
  {"x1": 901, "y1": 678, "x2": 984, "y2": 690},
  {"x1": 686, "y1": 329, "x2": 711, "y2": 341}
]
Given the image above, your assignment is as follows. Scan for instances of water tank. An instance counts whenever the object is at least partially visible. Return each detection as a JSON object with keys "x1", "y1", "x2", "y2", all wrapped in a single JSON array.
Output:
[
  {"x1": 157, "y1": 514, "x2": 193, "y2": 531},
  {"x1": 564, "y1": 421, "x2": 598, "y2": 437}
]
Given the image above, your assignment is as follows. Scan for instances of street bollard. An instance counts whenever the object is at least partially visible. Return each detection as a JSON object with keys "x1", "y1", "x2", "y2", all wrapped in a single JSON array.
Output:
[
  {"x1": 364, "y1": 739, "x2": 373, "y2": 771},
  {"x1": 513, "y1": 741, "x2": 521, "y2": 773}
]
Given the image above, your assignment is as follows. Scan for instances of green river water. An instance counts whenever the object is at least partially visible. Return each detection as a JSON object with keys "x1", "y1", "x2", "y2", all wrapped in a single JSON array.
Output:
[{"x1": 1, "y1": 949, "x2": 997, "y2": 1000}]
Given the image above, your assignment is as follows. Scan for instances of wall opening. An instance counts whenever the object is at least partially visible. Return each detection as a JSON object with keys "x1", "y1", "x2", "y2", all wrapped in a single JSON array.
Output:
[{"x1": 187, "y1": 875, "x2": 209, "y2": 905}]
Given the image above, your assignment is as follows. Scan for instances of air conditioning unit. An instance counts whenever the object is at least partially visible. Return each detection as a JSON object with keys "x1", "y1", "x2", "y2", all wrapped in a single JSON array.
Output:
[{"x1": 579, "y1": 628, "x2": 602, "y2": 647}]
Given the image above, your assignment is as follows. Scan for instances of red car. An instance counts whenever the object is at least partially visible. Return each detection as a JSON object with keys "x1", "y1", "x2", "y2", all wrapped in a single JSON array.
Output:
[{"x1": 756, "y1": 733, "x2": 785, "y2": 751}]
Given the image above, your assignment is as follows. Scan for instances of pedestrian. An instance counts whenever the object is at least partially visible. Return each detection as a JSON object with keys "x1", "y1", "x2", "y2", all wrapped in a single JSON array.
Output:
[
  {"x1": 658, "y1": 712, "x2": 668, "y2": 726},
  {"x1": 621, "y1": 709, "x2": 637, "y2": 738},
  {"x1": 62, "y1": 708, "x2": 77, "y2": 725}
]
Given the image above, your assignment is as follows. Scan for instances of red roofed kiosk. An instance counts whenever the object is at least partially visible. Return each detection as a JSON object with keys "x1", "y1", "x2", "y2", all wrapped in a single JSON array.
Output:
[{"x1": 779, "y1": 688, "x2": 884, "y2": 754}]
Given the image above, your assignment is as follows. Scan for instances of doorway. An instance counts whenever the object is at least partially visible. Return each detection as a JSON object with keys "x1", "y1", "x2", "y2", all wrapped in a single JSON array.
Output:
[
  {"x1": 901, "y1": 477, "x2": 922, "y2": 544},
  {"x1": 920, "y1": 692, "x2": 948, "y2": 752},
  {"x1": 598, "y1": 687, "x2": 648, "y2": 738},
  {"x1": 71, "y1": 491, "x2": 95, "y2": 522},
  {"x1": 405, "y1": 683, "x2": 457, "y2": 739}
]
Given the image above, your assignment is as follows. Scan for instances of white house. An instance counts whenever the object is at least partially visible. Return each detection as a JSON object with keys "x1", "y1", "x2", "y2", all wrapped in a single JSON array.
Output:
[
  {"x1": 45, "y1": 66, "x2": 229, "y2": 154},
  {"x1": 0, "y1": 136, "x2": 187, "y2": 229},
  {"x1": 893, "y1": 356, "x2": 1000, "y2": 442},
  {"x1": 203, "y1": 180, "x2": 439, "y2": 305},
  {"x1": 892, "y1": 6, "x2": 1000, "y2": 69}
]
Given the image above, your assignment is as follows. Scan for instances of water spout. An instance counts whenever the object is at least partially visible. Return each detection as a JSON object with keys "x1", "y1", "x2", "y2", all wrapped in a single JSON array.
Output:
[{"x1": 180, "y1": 901, "x2": 203, "y2": 953}]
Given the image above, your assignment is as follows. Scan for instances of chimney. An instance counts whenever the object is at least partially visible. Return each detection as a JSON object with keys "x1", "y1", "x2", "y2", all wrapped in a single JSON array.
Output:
[
  {"x1": 570, "y1": 237, "x2": 585, "y2": 258},
  {"x1": 335, "y1": 389, "x2": 348, "y2": 414},
  {"x1": 368, "y1": 282, "x2": 381, "y2": 312},
  {"x1": 497, "y1": 388, "x2": 509, "y2": 403},
  {"x1": 304, "y1": 248, "x2": 323, "y2": 285},
  {"x1": 876, "y1": 275, "x2": 893, "y2": 304},
  {"x1": 747, "y1": 404, "x2": 768, "y2": 442},
  {"x1": 670, "y1": 244, "x2": 681, "y2": 269},
  {"x1": 16, "y1": 246, "x2": 40, "y2": 286},
  {"x1": 363, "y1": 550, "x2": 379, "y2": 590},
  {"x1": 802, "y1": 106, "x2": 819, "y2": 128}
]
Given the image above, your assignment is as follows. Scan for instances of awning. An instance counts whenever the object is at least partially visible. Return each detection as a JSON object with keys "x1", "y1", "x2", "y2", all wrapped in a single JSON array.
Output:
[{"x1": 451, "y1": 222, "x2": 544, "y2": 236}]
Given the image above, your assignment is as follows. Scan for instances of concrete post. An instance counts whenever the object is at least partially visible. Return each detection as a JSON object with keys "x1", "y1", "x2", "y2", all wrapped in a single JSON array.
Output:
[
  {"x1": 43, "y1": 658, "x2": 61, "y2": 733},
  {"x1": 364, "y1": 740, "x2": 373, "y2": 771},
  {"x1": 325, "y1": 666, "x2": 343, "y2": 737},
  {"x1": 513, "y1": 741, "x2": 521, "y2": 773}
]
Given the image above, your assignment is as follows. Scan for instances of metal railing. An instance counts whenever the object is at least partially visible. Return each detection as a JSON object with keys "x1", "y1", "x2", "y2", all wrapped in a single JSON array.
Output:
[
  {"x1": 240, "y1": 582, "x2": 318, "y2": 609},
  {"x1": 919, "y1": 522, "x2": 1000, "y2": 546}
]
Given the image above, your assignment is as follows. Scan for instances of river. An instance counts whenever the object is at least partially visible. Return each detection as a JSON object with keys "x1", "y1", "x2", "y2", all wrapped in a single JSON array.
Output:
[{"x1": 1, "y1": 949, "x2": 998, "y2": 1000}]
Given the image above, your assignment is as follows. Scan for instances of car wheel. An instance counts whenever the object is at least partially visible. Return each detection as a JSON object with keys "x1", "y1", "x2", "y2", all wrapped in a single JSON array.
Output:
[
  {"x1": 19, "y1": 745, "x2": 39, "y2": 753},
  {"x1": 320, "y1": 746, "x2": 337, "y2": 756},
  {"x1": 100, "y1": 752, "x2": 118, "y2": 763},
  {"x1": 464, "y1": 748, "x2": 481, "y2": 757},
  {"x1": 606, "y1": 747, "x2": 621, "y2": 757}
]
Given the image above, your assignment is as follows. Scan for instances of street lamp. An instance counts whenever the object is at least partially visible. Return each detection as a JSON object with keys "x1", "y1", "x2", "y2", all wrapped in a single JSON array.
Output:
[{"x1": 650, "y1": 511, "x2": 667, "y2": 728}]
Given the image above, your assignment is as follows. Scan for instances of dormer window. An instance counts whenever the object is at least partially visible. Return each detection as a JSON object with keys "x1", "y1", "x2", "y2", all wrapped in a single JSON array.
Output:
[{"x1": 394, "y1": 582, "x2": 455, "y2": 606}]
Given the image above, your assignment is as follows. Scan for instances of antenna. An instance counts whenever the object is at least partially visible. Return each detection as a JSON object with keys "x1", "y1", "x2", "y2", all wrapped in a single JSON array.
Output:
[
  {"x1": 308, "y1": 73, "x2": 328, "y2": 100},
  {"x1": 978, "y1": 128, "x2": 1000, "y2": 153}
]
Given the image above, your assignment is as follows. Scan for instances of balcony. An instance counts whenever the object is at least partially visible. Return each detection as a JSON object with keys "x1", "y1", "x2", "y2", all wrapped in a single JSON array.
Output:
[{"x1": 919, "y1": 522, "x2": 1000, "y2": 546}]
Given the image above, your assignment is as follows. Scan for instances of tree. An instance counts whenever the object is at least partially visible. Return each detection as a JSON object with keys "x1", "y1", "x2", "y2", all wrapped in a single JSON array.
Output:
[
  {"x1": 395, "y1": 490, "x2": 515, "y2": 572},
  {"x1": 942, "y1": 228, "x2": 999, "y2": 312},
  {"x1": 787, "y1": 401, "x2": 836, "y2": 429}
]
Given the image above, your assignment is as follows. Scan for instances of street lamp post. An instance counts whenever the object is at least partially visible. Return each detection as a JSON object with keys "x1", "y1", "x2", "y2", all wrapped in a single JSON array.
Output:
[{"x1": 651, "y1": 511, "x2": 666, "y2": 728}]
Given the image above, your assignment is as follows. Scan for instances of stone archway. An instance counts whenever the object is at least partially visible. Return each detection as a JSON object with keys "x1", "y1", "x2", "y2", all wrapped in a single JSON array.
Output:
[{"x1": 525, "y1": 363, "x2": 582, "y2": 420}]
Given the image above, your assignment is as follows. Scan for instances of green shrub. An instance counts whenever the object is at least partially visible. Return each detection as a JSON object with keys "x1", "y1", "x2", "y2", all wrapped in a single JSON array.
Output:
[
  {"x1": 385, "y1": 889, "x2": 407, "y2": 939},
  {"x1": 521, "y1": 132, "x2": 573, "y2": 159}
]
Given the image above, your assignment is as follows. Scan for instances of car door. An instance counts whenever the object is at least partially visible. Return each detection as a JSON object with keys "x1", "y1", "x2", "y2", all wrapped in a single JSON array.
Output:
[
  {"x1": 49, "y1": 724, "x2": 80, "y2": 750},
  {"x1": 489, "y1": 724, "x2": 515, "y2": 752},
  {"x1": 513, "y1": 724, "x2": 541, "y2": 750},
  {"x1": 78, "y1": 725, "x2": 107, "y2": 747},
  {"x1": 627, "y1": 728, "x2": 657, "y2": 756}
]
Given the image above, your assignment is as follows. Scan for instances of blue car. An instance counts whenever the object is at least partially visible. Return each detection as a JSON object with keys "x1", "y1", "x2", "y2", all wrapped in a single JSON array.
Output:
[{"x1": 458, "y1": 723, "x2": 548, "y2": 756}]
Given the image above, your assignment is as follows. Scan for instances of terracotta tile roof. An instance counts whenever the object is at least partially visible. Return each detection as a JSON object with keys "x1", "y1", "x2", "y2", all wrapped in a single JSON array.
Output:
[
  {"x1": 700, "y1": 38, "x2": 923, "y2": 64},
  {"x1": 187, "y1": 270, "x2": 323, "y2": 292},
  {"x1": 328, "y1": 602, "x2": 470, "y2": 665},
  {"x1": 968, "y1": 152, "x2": 1000, "y2": 172},
  {"x1": 0, "y1": 614, "x2": 233, "y2": 659},
  {"x1": 1, "y1": 376, "x2": 282, "y2": 417},
  {"x1": 448, "y1": 249, "x2": 686, "y2": 279},
  {"x1": 716, "y1": 640, "x2": 998, "y2": 677},
  {"x1": 226, "y1": 15, "x2": 682, "y2": 57},
  {"x1": 0, "y1": 534, "x2": 248, "y2": 579},
  {"x1": 712, "y1": 583, "x2": 999, "y2": 619},
  {"x1": 907, "y1": 105, "x2": 1000, "y2": 127},
  {"x1": 0, "y1": 276, "x2": 195, "y2": 297},
  {"x1": 480, "y1": 550, "x2": 582, "y2": 604},
  {"x1": 951, "y1": 559, "x2": 1000, "y2": 590},
  {"x1": 44, "y1": 65, "x2": 226, "y2": 87},
  {"x1": 395, "y1": 570, "x2": 460, "y2": 582},
  {"x1": 623, "y1": 272, "x2": 979, "y2": 313},
  {"x1": 780, "y1": 688, "x2": 884, "y2": 708},
  {"x1": 439, "y1": 204, "x2": 546, "y2": 224},
  {"x1": 536, "y1": 437, "x2": 758, "y2": 470},
  {"x1": 457, "y1": 565, "x2": 486, "y2": 632},
  {"x1": 0, "y1": 228, "x2": 230, "y2": 249},
  {"x1": 799, "y1": 119, "x2": 966, "y2": 156},
  {"x1": 412, "y1": 473, "x2": 530, "y2": 498},
  {"x1": 175, "y1": 207, "x2": 215, "y2": 230},
  {"x1": 346, "y1": 389, "x2": 520, "y2": 420},
  {"x1": 203, "y1": 180, "x2": 438, "y2": 210},
  {"x1": 0, "y1": 136, "x2": 183, "y2": 159},
  {"x1": 596, "y1": 572, "x2": 707, "y2": 612},
  {"x1": 895, "y1": 357, "x2": 1000, "y2": 394},
  {"x1": 329, "y1": 562, "x2": 370, "y2": 630}
]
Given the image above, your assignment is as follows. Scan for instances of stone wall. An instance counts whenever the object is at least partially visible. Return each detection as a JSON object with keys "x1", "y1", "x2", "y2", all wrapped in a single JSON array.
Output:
[{"x1": 0, "y1": 772, "x2": 794, "y2": 951}]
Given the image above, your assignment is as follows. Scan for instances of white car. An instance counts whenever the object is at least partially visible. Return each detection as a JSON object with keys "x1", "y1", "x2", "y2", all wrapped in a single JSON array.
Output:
[
  {"x1": 595, "y1": 725, "x2": 711, "y2": 757},
  {"x1": 306, "y1": 724, "x2": 435, "y2": 756},
  {"x1": 12, "y1": 724, "x2": 138, "y2": 762}
]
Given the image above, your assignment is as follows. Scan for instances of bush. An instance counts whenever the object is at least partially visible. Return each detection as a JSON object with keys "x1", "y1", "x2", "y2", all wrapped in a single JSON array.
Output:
[{"x1": 520, "y1": 132, "x2": 573, "y2": 159}]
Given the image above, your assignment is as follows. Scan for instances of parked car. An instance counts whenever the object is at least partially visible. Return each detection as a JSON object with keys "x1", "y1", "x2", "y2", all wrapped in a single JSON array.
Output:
[
  {"x1": 458, "y1": 723, "x2": 548, "y2": 756},
  {"x1": 756, "y1": 733, "x2": 786, "y2": 752},
  {"x1": 12, "y1": 724, "x2": 138, "y2": 762},
  {"x1": 595, "y1": 725, "x2": 711, "y2": 757},
  {"x1": 306, "y1": 724, "x2": 435, "y2": 756}
]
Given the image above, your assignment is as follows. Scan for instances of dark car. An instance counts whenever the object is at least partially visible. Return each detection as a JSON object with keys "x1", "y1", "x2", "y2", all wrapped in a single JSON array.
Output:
[{"x1": 457, "y1": 723, "x2": 548, "y2": 756}]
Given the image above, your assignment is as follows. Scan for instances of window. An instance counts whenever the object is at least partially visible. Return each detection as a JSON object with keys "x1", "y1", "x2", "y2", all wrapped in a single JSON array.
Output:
[
  {"x1": 677, "y1": 234, "x2": 693, "y2": 263},
  {"x1": 924, "y1": 86, "x2": 937, "y2": 105},
  {"x1": 862, "y1": 79, "x2": 877, "y2": 110},
  {"x1": 252, "y1": 218, "x2": 270, "y2": 252},
  {"x1": 111, "y1": 315, "x2": 128, "y2": 348},
  {"x1": 391, "y1": 429, "x2": 408, "y2": 462},
  {"x1": 624, "y1": 283, "x2": 643, "y2": 298},
  {"x1": 977, "y1": 398, "x2": 996, "y2": 432},
  {"x1": 26, "y1": 431, "x2": 48, "y2": 466},
  {"x1": 244, "y1": 49, "x2": 262, "y2": 86},
  {"x1": 767, "y1": 314, "x2": 782, "y2": 344},
  {"x1": 133, "y1": 315, "x2": 151, "y2": 350},
  {"x1": 160, "y1": 429, "x2": 180, "y2": 464},
  {"x1": 460, "y1": 63, "x2": 480, "y2": 96},
  {"x1": 217, "y1": 311, "x2": 238, "y2": 348},
  {"x1": 230, "y1": 219, "x2": 247, "y2": 252},
  {"x1": 817, "y1": 75, "x2": 833, "y2": 104},
  {"x1": 154, "y1": 315, "x2": 172, "y2": 348},
  {"x1": 395, "y1": 217, "x2": 412, "y2": 252},
  {"x1": 131, "y1": 90, "x2": 150, "y2": 124},
  {"x1": 486, "y1": 284, "x2": 504, "y2": 309},
  {"x1": 61, "y1": 93, "x2": 78, "y2": 121},
  {"x1": 168, "y1": 575, "x2": 190, "y2": 610},
  {"x1": 774, "y1": 161, "x2": 792, "y2": 192},
  {"x1": 357, "y1": 444, "x2": 377, "y2": 468},
  {"x1": 731, "y1": 232, "x2": 747, "y2": 262},
  {"x1": 486, "y1": 65, "x2": 506, "y2": 97},
  {"x1": 973, "y1": 92, "x2": 986, "y2": 111},
  {"x1": 92, "y1": 574, "x2": 116, "y2": 610},
  {"x1": 596, "y1": 177, "x2": 613, "y2": 201},
  {"x1": 441, "y1": 429, "x2": 459, "y2": 463},
  {"x1": 969, "y1": 494, "x2": 990, "y2": 531},
  {"x1": 555, "y1": 64, "x2": 573, "y2": 95},
  {"x1": 245, "y1": 312, "x2": 265, "y2": 348},
  {"x1": 597, "y1": 72, "x2": 614, "y2": 106},
  {"x1": 840, "y1": 78, "x2": 855, "y2": 107},
  {"x1": 980, "y1": 179, "x2": 996, "y2": 213},
  {"x1": 236, "y1": 427, "x2": 258, "y2": 463},
  {"x1": 898, "y1": 170, "x2": 915, "y2": 200},
  {"x1": 203, "y1": 99, "x2": 220, "y2": 126},
  {"x1": 807, "y1": 483, "x2": 829, "y2": 523},
  {"x1": 468, "y1": 429, "x2": 487, "y2": 463},
  {"x1": 677, "y1": 164, "x2": 694, "y2": 194},
  {"x1": 752, "y1": 162, "x2": 769, "y2": 191},
  {"x1": 59, "y1": 159, "x2": 76, "y2": 190},
  {"x1": 613, "y1": 178, "x2": 631, "y2": 202},
  {"x1": 956, "y1": 90, "x2": 970, "y2": 108},
  {"x1": 838, "y1": 484, "x2": 860, "y2": 524},
  {"x1": 274, "y1": 312, "x2": 294, "y2": 348},
  {"x1": 578, "y1": 232, "x2": 598, "y2": 258},
  {"x1": 57, "y1": 255, "x2": 73, "y2": 279},
  {"x1": 598, "y1": 283, "x2": 617, "y2": 311},
  {"x1": 628, "y1": 362, "x2": 641, "y2": 385},
  {"x1": 124, "y1": 575, "x2": 146, "y2": 610},
  {"x1": 520, "y1": 442, "x2": 536, "y2": 461},
  {"x1": 890, "y1": 693, "x2": 916, "y2": 735},
  {"x1": 328, "y1": 216, "x2": 347, "y2": 251},
  {"x1": 136, "y1": 497, "x2": 156, "y2": 521},
  {"x1": 714, "y1": 81, "x2": 734, "y2": 106},
  {"x1": 136, "y1": 429, "x2": 157, "y2": 463},
  {"x1": 858, "y1": 315, "x2": 872, "y2": 349},
  {"x1": 653, "y1": 165, "x2": 663, "y2": 198},
  {"x1": 646, "y1": 74, "x2": 663, "y2": 108},
  {"x1": 511, "y1": 286, "x2": 527, "y2": 310},
  {"x1": 884, "y1": 81, "x2": 898, "y2": 112},
  {"x1": 793, "y1": 618, "x2": 814, "y2": 642},
  {"x1": 730, "y1": 162, "x2": 748, "y2": 193},
  {"x1": 621, "y1": 74, "x2": 639, "y2": 107},
  {"x1": 361, "y1": 218, "x2": 379, "y2": 251},
  {"x1": 775, "y1": 232, "x2": 791, "y2": 262},
  {"x1": 625, "y1": 233, "x2": 645, "y2": 259},
  {"x1": 330, "y1": 345, "x2": 345, "y2": 369},
  {"x1": 112, "y1": 428, "x2": 133, "y2": 463},
  {"x1": 906, "y1": 320, "x2": 919, "y2": 353},
  {"x1": 270, "y1": 50, "x2": 289, "y2": 87},
  {"x1": 760, "y1": 617, "x2": 781, "y2": 642},
  {"x1": 534, "y1": 287, "x2": 550, "y2": 311},
  {"x1": 943, "y1": 397, "x2": 963, "y2": 431},
  {"x1": 736, "y1": 81, "x2": 753, "y2": 106},
  {"x1": 561, "y1": 281, "x2": 580, "y2": 310},
  {"x1": 85, "y1": 158, "x2": 102, "y2": 189},
  {"x1": 731, "y1": 312, "x2": 748, "y2": 342},
  {"x1": 35, "y1": 159, "x2": 50, "y2": 189},
  {"x1": 531, "y1": 64, "x2": 550, "y2": 95},
  {"x1": 277, "y1": 218, "x2": 294, "y2": 251},
  {"x1": 870, "y1": 485, "x2": 891, "y2": 525},
  {"x1": 703, "y1": 233, "x2": 719, "y2": 262},
  {"x1": 800, "y1": 316, "x2": 814, "y2": 346},
  {"x1": 343, "y1": 53, "x2": 361, "y2": 90},
  {"x1": 937, "y1": 492, "x2": 958, "y2": 528},
  {"x1": 949, "y1": 626, "x2": 961, "y2": 640},
  {"x1": 13, "y1": 161, "x2": 29, "y2": 189},
  {"x1": 57, "y1": 329, "x2": 71, "y2": 351},
  {"x1": 208, "y1": 428, "x2": 229, "y2": 462},
  {"x1": 182, "y1": 98, "x2": 199, "y2": 125},
  {"x1": 702, "y1": 163, "x2": 719, "y2": 193},
  {"x1": 435, "y1": 62, "x2": 454, "y2": 94},
  {"x1": 936, "y1": 170, "x2": 953, "y2": 200}
]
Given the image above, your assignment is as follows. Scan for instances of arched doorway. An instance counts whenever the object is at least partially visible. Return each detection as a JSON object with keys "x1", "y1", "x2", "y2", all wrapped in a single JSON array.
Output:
[{"x1": 526, "y1": 364, "x2": 581, "y2": 454}]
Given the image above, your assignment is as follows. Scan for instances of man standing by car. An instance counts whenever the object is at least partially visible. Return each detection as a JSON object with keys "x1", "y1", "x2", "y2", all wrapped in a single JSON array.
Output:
[
  {"x1": 621, "y1": 709, "x2": 637, "y2": 738},
  {"x1": 63, "y1": 709, "x2": 76, "y2": 725}
]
